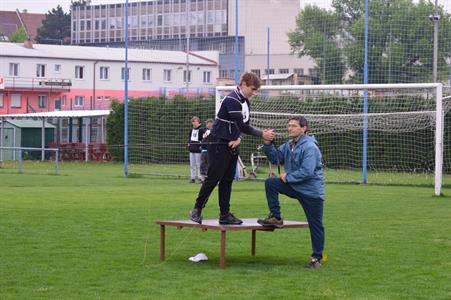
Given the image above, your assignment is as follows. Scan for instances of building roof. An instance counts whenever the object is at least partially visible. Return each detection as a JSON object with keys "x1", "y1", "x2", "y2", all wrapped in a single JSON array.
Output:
[
  {"x1": 0, "y1": 110, "x2": 111, "y2": 119},
  {"x1": 261, "y1": 73, "x2": 294, "y2": 80},
  {"x1": 0, "y1": 42, "x2": 218, "y2": 66},
  {"x1": 2, "y1": 119, "x2": 55, "y2": 128},
  {"x1": 0, "y1": 10, "x2": 45, "y2": 41}
]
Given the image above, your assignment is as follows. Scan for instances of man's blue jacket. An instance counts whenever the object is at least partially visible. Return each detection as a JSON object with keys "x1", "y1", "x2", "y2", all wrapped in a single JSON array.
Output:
[{"x1": 263, "y1": 134, "x2": 325, "y2": 200}]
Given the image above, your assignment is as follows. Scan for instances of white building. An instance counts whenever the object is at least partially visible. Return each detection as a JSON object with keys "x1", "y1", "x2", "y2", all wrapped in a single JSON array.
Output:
[
  {"x1": 70, "y1": 0, "x2": 317, "y2": 82},
  {"x1": 228, "y1": 0, "x2": 316, "y2": 79},
  {"x1": 0, "y1": 42, "x2": 219, "y2": 115}
]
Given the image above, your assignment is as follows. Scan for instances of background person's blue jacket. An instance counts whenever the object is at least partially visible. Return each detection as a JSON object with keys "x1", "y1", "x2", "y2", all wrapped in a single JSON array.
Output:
[{"x1": 263, "y1": 134, "x2": 325, "y2": 200}]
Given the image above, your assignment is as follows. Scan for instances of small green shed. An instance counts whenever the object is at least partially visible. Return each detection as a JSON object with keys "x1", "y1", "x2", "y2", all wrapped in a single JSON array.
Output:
[{"x1": 0, "y1": 119, "x2": 55, "y2": 160}]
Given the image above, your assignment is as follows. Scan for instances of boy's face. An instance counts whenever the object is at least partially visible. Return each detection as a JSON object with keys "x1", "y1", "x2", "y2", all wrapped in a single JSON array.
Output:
[
  {"x1": 206, "y1": 122, "x2": 213, "y2": 129},
  {"x1": 240, "y1": 82, "x2": 259, "y2": 99},
  {"x1": 192, "y1": 120, "x2": 200, "y2": 127}
]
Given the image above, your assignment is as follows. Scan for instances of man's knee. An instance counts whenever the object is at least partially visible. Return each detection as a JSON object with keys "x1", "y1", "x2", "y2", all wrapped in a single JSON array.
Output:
[{"x1": 265, "y1": 177, "x2": 279, "y2": 190}]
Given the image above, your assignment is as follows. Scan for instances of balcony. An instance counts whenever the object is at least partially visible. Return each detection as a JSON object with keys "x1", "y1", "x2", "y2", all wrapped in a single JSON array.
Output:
[{"x1": 3, "y1": 77, "x2": 72, "y2": 92}]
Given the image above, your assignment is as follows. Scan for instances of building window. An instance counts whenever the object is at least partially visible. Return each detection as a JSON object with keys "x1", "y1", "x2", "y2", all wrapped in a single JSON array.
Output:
[
  {"x1": 264, "y1": 68, "x2": 275, "y2": 75},
  {"x1": 142, "y1": 68, "x2": 152, "y2": 81},
  {"x1": 100, "y1": 66, "x2": 109, "y2": 80},
  {"x1": 250, "y1": 69, "x2": 260, "y2": 77},
  {"x1": 36, "y1": 64, "x2": 46, "y2": 77},
  {"x1": 279, "y1": 68, "x2": 289, "y2": 74},
  {"x1": 97, "y1": 96, "x2": 103, "y2": 102},
  {"x1": 54, "y1": 64, "x2": 61, "y2": 73},
  {"x1": 0, "y1": 94, "x2": 3, "y2": 107},
  {"x1": 163, "y1": 69, "x2": 172, "y2": 82},
  {"x1": 62, "y1": 96, "x2": 66, "y2": 106},
  {"x1": 294, "y1": 68, "x2": 304, "y2": 76},
  {"x1": 9, "y1": 63, "x2": 19, "y2": 76},
  {"x1": 75, "y1": 96, "x2": 84, "y2": 107},
  {"x1": 11, "y1": 94, "x2": 21, "y2": 108},
  {"x1": 75, "y1": 66, "x2": 85, "y2": 79},
  {"x1": 38, "y1": 95, "x2": 47, "y2": 108},
  {"x1": 219, "y1": 69, "x2": 227, "y2": 78},
  {"x1": 183, "y1": 70, "x2": 191, "y2": 83},
  {"x1": 121, "y1": 67, "x2": 130, "y2": 81},
  {"x1": 104, "y1": 96, "x2": 110, "y2": 101},
  {"x1": 203, "y1": 71, "x2": 211, "y2": 83}
]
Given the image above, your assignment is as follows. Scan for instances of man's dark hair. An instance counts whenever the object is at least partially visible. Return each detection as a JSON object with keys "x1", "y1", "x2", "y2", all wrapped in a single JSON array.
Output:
[{"x1": 289, "y1": 116, "x2": 309, "y2": 132}]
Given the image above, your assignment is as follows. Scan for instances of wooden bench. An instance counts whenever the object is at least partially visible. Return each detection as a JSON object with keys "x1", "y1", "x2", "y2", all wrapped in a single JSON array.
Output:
[{"x1": 156, "y1": 218, "x2": 308, "y2": 269}]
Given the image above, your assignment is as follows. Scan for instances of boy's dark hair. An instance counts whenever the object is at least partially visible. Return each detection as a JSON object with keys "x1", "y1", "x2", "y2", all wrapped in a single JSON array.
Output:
[
  {"x1": 289, "y1": 116, "x2": 309, "y2": 132},
  {"x1": 240, "y1": 72, "x2": 261, "y2": 89},
  {"x1": 205, "y1": 118, "x2": 213, "y2": 124}
]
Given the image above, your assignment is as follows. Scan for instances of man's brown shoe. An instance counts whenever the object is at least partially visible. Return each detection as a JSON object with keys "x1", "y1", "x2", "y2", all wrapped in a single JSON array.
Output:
[
  {"x1": 305, "y1": 257, "x2": 322, "y2": 269},
  {"x1": 257, "y1": 214, "x2": 284, "y2": 228}
]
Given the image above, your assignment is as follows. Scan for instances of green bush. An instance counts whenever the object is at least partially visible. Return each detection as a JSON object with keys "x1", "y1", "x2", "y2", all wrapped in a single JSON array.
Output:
[{"x1": 107, "y1": 95, "x2": 450, "y2": 173}]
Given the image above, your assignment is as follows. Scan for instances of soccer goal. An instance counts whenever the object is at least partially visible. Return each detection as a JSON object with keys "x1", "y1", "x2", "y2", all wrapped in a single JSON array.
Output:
[{"x1": 217, "y1": 83, "x2": 445, "y2": 195}]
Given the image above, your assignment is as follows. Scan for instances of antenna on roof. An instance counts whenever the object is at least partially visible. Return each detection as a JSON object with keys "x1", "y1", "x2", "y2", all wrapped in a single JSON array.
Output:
[{"x1": 15, "y1": 9, "x2": 32, "y2": 41}]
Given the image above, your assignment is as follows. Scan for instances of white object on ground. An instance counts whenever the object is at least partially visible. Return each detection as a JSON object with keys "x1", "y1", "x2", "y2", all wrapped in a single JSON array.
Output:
[{"x1": 188, "y1": 253, "x2": 208, "y2": 262}]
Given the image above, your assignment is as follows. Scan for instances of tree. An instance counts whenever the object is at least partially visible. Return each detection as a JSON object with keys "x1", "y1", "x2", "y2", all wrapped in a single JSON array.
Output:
[
  {"x1": 71, "y1": 0, "x2": 91, "y2": 9},
  {"x1": 36, "y1": 5, "x2": 71, "y2": 45},
  {"x1": 289, "y1": 0, "x2": 451, "y2": 84},
  {"x1": 288, "y1": 5, "x2": 345, "y2": 84},
  {"x1": 9, "y1": 27, "x2": 28, "y2": 43}
]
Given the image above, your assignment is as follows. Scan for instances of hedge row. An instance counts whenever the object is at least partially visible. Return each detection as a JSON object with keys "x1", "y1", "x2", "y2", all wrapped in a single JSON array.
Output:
[{"x1": 106, "y1": 95, "x2": 450, "y2": 173}]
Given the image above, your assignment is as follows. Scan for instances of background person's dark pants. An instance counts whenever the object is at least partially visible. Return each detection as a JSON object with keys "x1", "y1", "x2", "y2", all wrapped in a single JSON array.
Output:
[
  {"x1": 265, "y1": 177, "x2": 325, "y2": 260},
  {"x1": 194, "y1": 137, "x2": 238, "y2": 215}
]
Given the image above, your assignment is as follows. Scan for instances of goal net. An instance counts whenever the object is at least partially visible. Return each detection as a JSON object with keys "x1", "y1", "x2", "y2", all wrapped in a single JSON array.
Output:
[
  {"x1": 216, "y1": 83, "x2": 446, "y2": 195},
  {"x1": 124, "y1": 83, "x2": 447, "y2": 195}
]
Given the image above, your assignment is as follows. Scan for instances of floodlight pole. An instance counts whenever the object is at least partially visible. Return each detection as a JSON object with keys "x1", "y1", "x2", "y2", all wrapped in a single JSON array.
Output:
[
  {"x1": 432, "y1": 0, "x2": 439, "y2": 83},
  {"x1": 234, "y1": 0, "x2": 239, "y2": 84},
  {"x1": 124, "y1": 0, "x2": 129, "y2": 177},
  {"x1": 362, "y1": 0, "x2": 369, "y2": 184},
  {"x1": 267, "y1": 27, "x2": 270, "y2": 86}
]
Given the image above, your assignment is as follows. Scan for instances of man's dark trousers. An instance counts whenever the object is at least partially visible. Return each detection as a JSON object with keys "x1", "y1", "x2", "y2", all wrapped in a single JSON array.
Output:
[{"x1": 265, "y1": 177, "x2": 325, "y2": 260}]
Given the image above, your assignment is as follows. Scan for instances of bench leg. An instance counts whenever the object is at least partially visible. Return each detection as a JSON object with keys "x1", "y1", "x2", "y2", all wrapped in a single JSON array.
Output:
[
  {"x1": 220, "y1": 230, "x2": 226, "y2": 269},
  {"x1": 251, "y1": 230, "x2": 256, "y2": 256},
  {"x1": 160, "y1": 225, "x2": 165, "y2": 261}
]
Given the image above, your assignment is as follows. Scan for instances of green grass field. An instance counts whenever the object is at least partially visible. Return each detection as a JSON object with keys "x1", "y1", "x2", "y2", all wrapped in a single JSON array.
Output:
[{"x1": 1, "y1": 162, "x2": 451, "y2": 299}]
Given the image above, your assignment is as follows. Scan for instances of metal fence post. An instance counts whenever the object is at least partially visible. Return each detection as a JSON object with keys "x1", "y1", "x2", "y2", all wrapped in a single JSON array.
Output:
[
  {"x1": 18, "y1": 149, "x2": 23, "y2": 174},
  {"x1": 55, "y1": 149, "x2": 59, "y2": 176}
]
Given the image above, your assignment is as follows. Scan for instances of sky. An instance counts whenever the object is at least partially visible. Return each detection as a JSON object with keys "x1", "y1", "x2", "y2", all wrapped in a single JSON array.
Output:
[{"x1": 0, "y1": 0, "x2": 450, "y2": 14}]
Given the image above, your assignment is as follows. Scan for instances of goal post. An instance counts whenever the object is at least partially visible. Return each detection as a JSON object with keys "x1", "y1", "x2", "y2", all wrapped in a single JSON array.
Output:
[{"x1": 216, "y1": 83, "x2": 445, "y2": 195}]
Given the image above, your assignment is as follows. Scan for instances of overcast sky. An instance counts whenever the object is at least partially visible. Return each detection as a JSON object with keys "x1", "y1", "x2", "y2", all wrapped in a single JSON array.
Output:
[{"x1": 1, "y1": 0, "x2": 449, "y2": 14}]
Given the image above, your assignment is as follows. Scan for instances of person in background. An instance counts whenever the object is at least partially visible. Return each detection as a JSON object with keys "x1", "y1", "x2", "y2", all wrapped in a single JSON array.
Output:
[
  {"x1": 199, "y1": 118, "x2": 214, "y2": 183},
  {"x1": 257, "y1": 116, "x2": 325, "y2": 269},
  {"x1": 188, "y1": 116, "x2": 204, "y2": 183}
]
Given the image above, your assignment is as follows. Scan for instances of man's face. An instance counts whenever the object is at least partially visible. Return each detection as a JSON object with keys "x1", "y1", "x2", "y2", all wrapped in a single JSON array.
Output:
[
  {"x1": 240, "y1": 82, "x2": 258, "y2": 99},
  {"x1": 288, "y1": 120, "x2": 307, "y2": 139},
  {"x1": 192, "y1": 120, "x2": 200, "y2": 127}
]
